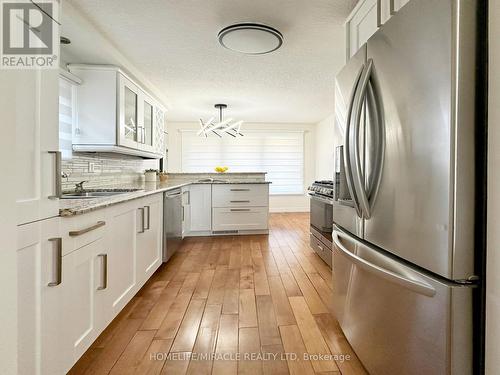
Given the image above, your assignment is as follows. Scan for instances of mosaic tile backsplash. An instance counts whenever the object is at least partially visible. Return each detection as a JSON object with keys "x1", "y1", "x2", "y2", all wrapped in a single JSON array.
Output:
[{"x1": 61, "y1": 153, "x2": 159, "y2": 192}]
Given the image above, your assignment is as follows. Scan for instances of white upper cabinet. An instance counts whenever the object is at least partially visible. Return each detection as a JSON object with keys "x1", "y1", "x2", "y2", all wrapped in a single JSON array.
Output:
[
  {"x1": 346, "y1": 0, "x2": 378, "y2": 59},
  {"x1": 346, "y1": 0, "x2": 411, "y2": 59},
  {"x1": 68, "y1": 65, "x2": 166, "y2": 159},
  {"x1": 16, "y1": 70, "x2": 61, "y2": 225}
]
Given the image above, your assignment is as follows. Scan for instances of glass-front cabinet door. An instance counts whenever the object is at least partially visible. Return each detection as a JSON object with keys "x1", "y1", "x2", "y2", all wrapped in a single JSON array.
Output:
[
  {"x1": 118, "y1": 75, "x2": 139, "y2": 149},
  {"x1": 141, "y1": 97, "x2": 155, "y2": 152}
]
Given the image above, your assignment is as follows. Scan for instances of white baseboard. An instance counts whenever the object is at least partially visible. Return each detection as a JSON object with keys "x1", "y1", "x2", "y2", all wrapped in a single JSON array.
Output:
[{"x1": 269, "y1": 207, "x2": 310, "y2": 213}]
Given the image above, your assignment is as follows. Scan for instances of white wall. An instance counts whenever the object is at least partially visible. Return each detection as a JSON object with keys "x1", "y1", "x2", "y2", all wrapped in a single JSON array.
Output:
[
  {"x1": 314, "y1": 20, "x2": 344, "y2": 182},
  {"x1": 315, "y1": 114, "x2": 335, "y2": 181},
  {"x1": 486, "y1": 1, "x2": 500, "y2": 373},
  {"x1": 167, "y1": 122, "x2": 316, "y2": 212},
  {"x1": 0, "y1": 73, "x2": 19, "y2": 374}
]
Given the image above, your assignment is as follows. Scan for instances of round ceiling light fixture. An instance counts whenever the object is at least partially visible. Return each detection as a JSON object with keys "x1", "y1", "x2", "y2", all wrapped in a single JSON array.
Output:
[{"x1": 217, "y1": 23, "x2": 283, "y2": 55}]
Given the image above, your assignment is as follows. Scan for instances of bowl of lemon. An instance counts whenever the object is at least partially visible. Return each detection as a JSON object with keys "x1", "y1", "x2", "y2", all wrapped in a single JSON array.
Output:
[{"x1": 215, "y1": 166, "x2": 229, "y2": 173}]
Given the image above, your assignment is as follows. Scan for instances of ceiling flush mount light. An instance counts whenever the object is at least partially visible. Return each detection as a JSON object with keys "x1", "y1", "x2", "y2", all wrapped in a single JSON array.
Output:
[
  {"x1": 218, "y1": 23, "x2": 283, "y2": 55},
  {"x1": 198, "y1": 104, "x2": 244, "y2": 138}
]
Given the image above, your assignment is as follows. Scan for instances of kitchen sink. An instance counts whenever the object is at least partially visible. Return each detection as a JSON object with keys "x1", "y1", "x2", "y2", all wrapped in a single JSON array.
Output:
[{"x1": 61, "y1": 189, "x2": 143, "y2": 199}]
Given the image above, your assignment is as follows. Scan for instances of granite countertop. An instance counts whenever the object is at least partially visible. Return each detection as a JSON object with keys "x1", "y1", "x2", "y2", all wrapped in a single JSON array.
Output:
[{"x1": 59, "y1": 180, "x2": 271, "y2": 217}]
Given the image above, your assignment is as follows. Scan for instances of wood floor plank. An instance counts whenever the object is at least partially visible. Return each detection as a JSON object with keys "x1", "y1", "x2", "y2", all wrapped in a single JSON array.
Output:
[
  {"x1": 155, "y1": 293, "x2": 193, "y2": 340},
  {"x1": 239, "y1": 265, "x2": 254, "y2": 289},
  {"x1": 110, "y1": 330, "x2": 156, "y2": 375},
  {"x1": 179, "y1": 272, "x2": 200, "y2": 295},
  {"x1": 207, "y1": 267, "x2": 228, "y2": 305},
  {"x1": 252, "y1": 247, "x2": 270, "y2": 296},
  {"x1": 268, "y1": 275, "x2": 296, "y2": 326},
  {"x1": 223, "y1": 269, "x2": 240, "y2": 314},
  {"x1": 307, "y1": 272, "x2": 334, "y2": 313},
  {"x1": 314, "y1": 313, "x2": 368, "y2": 375},
  {"x1": 83, "y1": 318, "x2": 144, "y2": 375},
  {"x1": 238, "y1": 327, "x2": 262, "y2": 375},
  {"x1": 290, "y1": 266, "x2": 329, "y2": 314},
  {"x1": 212, "y1": 314, "x2": 239, "y2": 375},
  {"x1": 141, "y1": 281, "x2": 182, "y2": 330},
  {"x1": 279, "y1": 325, "x2": 315, "y2": 375},
  {"x1": 256, "y1": 295, "x2": 281, "y2": 346},
  {"x1": 170, "y1": 298, "x2": 207, "y2": 353},
  {"x1": 192, "y1": 269, "x2": 215, "y2": 299},
  {"x1": 134, "y1": 339, "x2": 173, "y2": 375},
  {"x1": 187, "y1": 304, "x2": 222, "y2": 375},
  {"x1": 261, "y1": 344, "x2": 289, "y2": 375},
  {"x1": 238, "y1": 288, "x2": 258, "y2": 328},
  {"x1": 279, "y1": 272, "x2": 303, "y2": 297},
  {"x1": 288, "y1": 296, "x2": 337, "y2": 373},
  {"x1": 160, "y1": 351, "x2": 191, "y2": 375}
]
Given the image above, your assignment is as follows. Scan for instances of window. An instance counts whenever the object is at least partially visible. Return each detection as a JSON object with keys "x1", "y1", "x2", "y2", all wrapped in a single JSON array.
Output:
[
  {"x1": 58, "y1": 76, "x2": 76, "y2": 160},
  {"x1": 181, "y1": 130, "x2": 304, "y2": 194}
]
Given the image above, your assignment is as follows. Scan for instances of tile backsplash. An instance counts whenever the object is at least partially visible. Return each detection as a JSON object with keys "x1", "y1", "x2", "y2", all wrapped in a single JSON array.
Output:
[{"x1": 61, "y1": 153, "x2": 159, "y2": 192}]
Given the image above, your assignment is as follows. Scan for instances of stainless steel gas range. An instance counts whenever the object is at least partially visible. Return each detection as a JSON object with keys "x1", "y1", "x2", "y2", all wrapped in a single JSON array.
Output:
[{"x1": 307, "y1": 180, "x2": 333, "y2": 267}]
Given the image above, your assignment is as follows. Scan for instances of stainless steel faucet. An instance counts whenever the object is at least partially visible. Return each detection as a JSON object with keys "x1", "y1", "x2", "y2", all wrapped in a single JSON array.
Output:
[{"x1": 75, "y1": 181, "x2": 88, "y2": 193}]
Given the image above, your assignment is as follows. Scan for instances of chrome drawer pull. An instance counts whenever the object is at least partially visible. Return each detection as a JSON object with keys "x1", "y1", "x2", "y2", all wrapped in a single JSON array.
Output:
[
  {"x1": 97, "y1": 254, "x2": 108, "y2": 290},
  {"x1": 230, "y1": 208, "x2": 251, "y2": 212},
  {"x1": 48, "y1": 238, "x2": 62, "y2": 287},
  {"x1": 230, "y1": 188, "x2": 250, "y2": 192},
  {"x1": 230, "y1": 200, "x2": 250, "y2": 203},
  {"x1": 69, "y1": 221, "x2": 106, "y2": 237}
]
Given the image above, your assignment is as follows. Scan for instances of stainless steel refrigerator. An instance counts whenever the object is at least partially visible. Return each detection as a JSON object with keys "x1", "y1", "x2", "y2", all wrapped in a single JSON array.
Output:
[{"x1": 332, "y1": 1, "x2": 486, "y2": 374}]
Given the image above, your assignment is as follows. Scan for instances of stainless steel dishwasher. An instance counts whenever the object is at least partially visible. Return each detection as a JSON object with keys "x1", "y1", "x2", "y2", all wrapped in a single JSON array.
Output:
[{"x1": 163, "y1": 189, "x2": 183, "y2": 262}]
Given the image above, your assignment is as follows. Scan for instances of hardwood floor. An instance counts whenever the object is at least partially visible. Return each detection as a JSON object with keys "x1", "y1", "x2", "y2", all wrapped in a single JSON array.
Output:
[{"x1": 69, "y1": 213, "x2": 367, "y2": 375}]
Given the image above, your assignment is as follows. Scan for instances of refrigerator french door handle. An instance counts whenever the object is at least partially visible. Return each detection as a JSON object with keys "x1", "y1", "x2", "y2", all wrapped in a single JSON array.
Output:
[
  {"x1": 350, "y1": 60, "x2": 372, "y2": 219},
  {"x1": 332, "y1": 229, "x2": 436, "y2": 297},
  {"x1": 365, "y1": 69, "x2": 385, "y2": 218},
  {"x1": 344, "y1": 64, "x2": 365, "y2": 218}
]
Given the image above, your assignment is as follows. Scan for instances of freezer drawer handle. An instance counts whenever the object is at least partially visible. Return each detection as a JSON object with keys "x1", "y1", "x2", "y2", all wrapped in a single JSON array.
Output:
[{"x1": 332, "y1": 230, "x2": 436, "y2": 297}]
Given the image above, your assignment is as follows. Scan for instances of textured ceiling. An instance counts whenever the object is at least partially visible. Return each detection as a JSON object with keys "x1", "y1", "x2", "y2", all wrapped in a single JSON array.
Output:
[{"x1": 63, "y1": 0, "x2": 357, "y2": 123}]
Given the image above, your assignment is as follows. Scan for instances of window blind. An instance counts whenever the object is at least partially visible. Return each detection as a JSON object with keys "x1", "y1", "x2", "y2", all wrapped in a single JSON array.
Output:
[
  {"x1": 181, "y1": 130, "x2": 304, "y2": 194},
  {"x1": 59, "y1": 77, "x2": 75, "y2": 160}
]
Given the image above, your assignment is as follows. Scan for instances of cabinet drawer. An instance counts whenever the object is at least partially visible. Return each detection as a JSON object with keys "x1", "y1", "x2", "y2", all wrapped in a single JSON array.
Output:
[
  {"x1": 61, "y1": 210, "x2": 106, "y2": 256},
  {"x1": 310, "y1": 234, "x2": 332, "y2": 268},
  {"x1": 212, "y1": 207, "x2": 268, "y2": 231},
  {"x1": 212, "y1": 184, "x2": 269, "y2": 207}
]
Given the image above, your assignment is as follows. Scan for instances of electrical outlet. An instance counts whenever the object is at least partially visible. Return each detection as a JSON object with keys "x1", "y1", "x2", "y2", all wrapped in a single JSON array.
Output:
[{"x1": 88, "y1": 162, "x2": 95, "y2": 173}]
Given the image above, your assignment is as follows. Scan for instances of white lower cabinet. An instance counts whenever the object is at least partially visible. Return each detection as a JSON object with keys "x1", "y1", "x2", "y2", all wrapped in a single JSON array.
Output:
[
  {"x1": 106, "y1": 200, "x2": 138, "y2": 317},
  {"x1": 17, "y1": 217, "x2": 71, "y2": 375},
  {"x1": 187, "y1": 184, "x2": 212, "y2": 234},
  {"x1": 17, "y1": 193, "x2": 164, "y2": 374},
  {"x1": 211, "y1": 184, "x2": 269, "y2": 234},
  {"x1": 212, "y1": 207, "x2": 268, "y2": 231},
  {"x1": 136, "y1": 194, "x2": 163, "y2": 285},
  {"x1": 66, "y1": 237, "x2": 107, "y2": 361}
]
